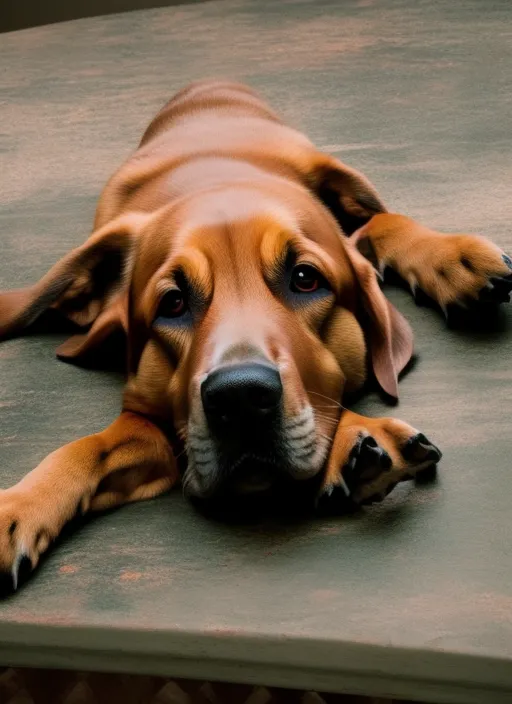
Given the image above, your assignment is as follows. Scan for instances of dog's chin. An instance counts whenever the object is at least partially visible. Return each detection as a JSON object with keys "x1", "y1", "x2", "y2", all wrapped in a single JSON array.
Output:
[
  {"x1": 185, "y1": 454, "x2": 324, "y2": 524},
  {"x1": 229, "y1": 455, "x2": 276, "y2": 494},
  {"x1": 185, "y1": 454, "x2": 279, "y2": 499}
]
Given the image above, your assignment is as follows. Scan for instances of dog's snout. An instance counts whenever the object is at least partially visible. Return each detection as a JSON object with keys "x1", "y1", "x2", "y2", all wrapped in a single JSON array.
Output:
[{"x1": 201, "y1": 363, "x2": 282, "y2": 423}]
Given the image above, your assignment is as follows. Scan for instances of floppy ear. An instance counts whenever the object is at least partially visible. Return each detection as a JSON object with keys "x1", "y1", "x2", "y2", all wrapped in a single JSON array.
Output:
[
  {"x1": 0, "y1": 213, "x2": 146, "y2": 361},
  {"x1": 343, "y1": 240, "x2": 413, "y2": 399},
  {"x1": 312, "y1": 154, "x2": 387, "y2": 235}
]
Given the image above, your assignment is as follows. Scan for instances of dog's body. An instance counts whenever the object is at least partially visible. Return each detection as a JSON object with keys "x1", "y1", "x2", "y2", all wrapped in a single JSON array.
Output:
[{"x1": 1, "y1": 80, "x2": 511, "y2": 590}]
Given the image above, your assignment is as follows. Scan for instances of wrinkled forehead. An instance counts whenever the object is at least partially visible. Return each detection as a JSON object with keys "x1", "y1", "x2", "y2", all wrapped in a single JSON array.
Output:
[{"x1": 132, "y1": 184, "x2": 352, "y2": 298}]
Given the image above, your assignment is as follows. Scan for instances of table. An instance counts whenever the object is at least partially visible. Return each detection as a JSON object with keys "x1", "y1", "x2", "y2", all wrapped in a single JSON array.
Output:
[{"x1": 1, "y1": 1, "x2": 512, "y2": 701}]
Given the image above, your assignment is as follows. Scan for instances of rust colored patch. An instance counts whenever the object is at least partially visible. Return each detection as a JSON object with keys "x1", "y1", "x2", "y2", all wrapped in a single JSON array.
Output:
[
  {"x1": 120, "y1": 570, "x2": 143, "y2": 582},
  {"x1": 59, "y1": 565, "x2": 78, "y2": 574}
]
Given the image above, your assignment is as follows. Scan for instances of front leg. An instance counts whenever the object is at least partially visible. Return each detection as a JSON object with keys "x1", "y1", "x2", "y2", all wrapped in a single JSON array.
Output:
[
  {"x1": 321, "y1": 410, "x2": 441, "y2": 505},
  {"x1": 0, "y1": 412, "x2": 178, "y2": 591},
  {"x1": 353, "y1": 213, "x2": 512, "y2": 314}
]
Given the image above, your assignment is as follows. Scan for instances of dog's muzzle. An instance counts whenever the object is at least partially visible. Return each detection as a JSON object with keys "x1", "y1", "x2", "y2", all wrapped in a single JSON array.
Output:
[
  {"x1": 196, "y1": 362, "x2": 284, "y2": 492},
  {"x1": 185, "y1": 360, "x2": 327, "y2": 503}
]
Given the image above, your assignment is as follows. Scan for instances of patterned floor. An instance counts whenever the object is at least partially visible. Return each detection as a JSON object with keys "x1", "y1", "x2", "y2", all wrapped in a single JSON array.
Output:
[{"x1": 0, "y1": 668, "x2": 414, "y2": 704}]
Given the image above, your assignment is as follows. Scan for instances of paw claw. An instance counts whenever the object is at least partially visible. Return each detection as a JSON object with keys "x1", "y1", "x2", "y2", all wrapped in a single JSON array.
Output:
[
  {"x1": 323, "y1": 484, "x2": 334, "y2": 498},
  {"x1": 11, "y1": 551, "x2": 31, "y2": 592},
  {"x1": 0, "y1": 551, "x2": 31, "y2": 596},
  {"x1": 402, "y1": 433, "x2": 442, "y2": 464}
]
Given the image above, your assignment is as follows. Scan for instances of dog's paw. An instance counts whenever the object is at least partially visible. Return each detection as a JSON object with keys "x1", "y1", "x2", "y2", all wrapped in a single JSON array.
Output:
[
  {"x1": 0, "y1": 490, "x2": 54, "y2": 594},
  {"x1": 408, "y1": 236, "x2": 512, "y2": 314},
  {"x1": 319, "y1": 419, "x2": 442, "y2": 508}
]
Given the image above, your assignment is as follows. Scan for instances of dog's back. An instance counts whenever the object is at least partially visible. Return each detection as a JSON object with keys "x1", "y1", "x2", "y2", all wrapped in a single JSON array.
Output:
[{"x1": 95, "y1": 80, "x2": 315, "y2": 228}]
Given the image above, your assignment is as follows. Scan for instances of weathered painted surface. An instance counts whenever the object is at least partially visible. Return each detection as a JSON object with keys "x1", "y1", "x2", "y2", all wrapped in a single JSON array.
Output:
[{"x1": 0, "y1": 0, "x2": 512, "y2": 701}]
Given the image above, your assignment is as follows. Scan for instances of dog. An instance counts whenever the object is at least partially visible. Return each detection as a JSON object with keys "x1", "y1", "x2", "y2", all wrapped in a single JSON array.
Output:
[{"x1": 1, "y1": 79, "x2": 511, "y2": 591}]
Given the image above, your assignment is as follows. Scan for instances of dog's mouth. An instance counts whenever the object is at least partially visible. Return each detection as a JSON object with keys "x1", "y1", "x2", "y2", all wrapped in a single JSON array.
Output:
[
  {"x1": 184, "y1": 447, "x2": 282, "y2": 499},
  {"x1": 184, "y1": 401, "x2": 332, "y2": 504},
  {"x1": 186, "y1": 450, "x2": 323, "y2": 524},
  {"x1": 229, "y1": 454, "x2": 278, "y2": 494}
]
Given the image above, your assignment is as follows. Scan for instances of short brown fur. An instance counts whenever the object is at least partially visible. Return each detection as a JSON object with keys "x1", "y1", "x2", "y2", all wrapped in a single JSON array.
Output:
[{"x1": 0, "y1": 80, "x2": 510, "y2": 589}]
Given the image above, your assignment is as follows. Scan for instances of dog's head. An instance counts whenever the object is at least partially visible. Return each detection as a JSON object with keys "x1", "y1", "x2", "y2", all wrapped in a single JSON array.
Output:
[{"x1": 0, "y1": 176, "x2": 412, "y2": 502}]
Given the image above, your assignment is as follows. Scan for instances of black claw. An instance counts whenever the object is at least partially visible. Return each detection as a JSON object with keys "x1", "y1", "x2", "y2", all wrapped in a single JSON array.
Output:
[
  {"x1": 0, "y1": 554, "x2": 33, "y2": 597},
  {"x1": 402, "y1": 433, "x2": 442, "y2": 464}
]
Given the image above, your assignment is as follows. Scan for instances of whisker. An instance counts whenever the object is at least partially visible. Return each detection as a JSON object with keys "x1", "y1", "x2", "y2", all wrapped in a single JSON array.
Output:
[
  {"x1": 306, "y1": 390, "x2": 342, "y2": 407},
  {"x1": 312, "y1": 414, "x2": 340, "y2": 427},
  {"x1": 174, "y1": 447, "x2": 188, "y2": 461},
  {"x1": 313, "y1": 410, "x2": 339, "y2": 420},
  {"x1": 306, "y1": 389, "x2": 348, "y2": 412}
]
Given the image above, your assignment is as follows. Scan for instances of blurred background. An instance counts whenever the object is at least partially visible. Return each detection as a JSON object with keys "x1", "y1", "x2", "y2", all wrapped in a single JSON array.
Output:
[{"x1": 1, "y1": 0, "x2": 210, "y2": 33}]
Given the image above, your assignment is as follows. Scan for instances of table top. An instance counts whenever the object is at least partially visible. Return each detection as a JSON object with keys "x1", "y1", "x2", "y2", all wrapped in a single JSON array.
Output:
[{"x1": 1, "y1": 1, "x2": 512, "y2": 701}]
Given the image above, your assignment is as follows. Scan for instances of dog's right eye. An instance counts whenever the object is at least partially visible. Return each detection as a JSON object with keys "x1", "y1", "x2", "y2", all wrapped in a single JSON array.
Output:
[{"x1": 155, "y1": 289, "x2": 187, "y2": 320}]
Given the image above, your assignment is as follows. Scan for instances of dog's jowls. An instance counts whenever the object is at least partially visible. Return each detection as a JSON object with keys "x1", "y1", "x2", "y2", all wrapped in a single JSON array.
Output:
[{"x1": 1, "y1": 80, "x2": 511, "y2": 590}]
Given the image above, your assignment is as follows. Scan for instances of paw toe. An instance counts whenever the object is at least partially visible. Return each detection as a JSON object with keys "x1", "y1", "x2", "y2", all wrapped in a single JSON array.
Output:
[
  {"x1": 402, "y1": 432, "x2": 442, "y2": 464},
  {"x1": 345, "y1": 435, "x2": 392, "y2": 484},
  {"x1": 360, "y1": 436, "x2": 392, "y2": 470}
]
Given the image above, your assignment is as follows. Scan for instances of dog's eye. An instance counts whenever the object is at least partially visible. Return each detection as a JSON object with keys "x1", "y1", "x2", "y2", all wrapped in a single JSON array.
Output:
[
  {"x1": 290, "y1": 265, "x2": 325, "y2": 293},
  {"x1": 156, "y1": 289, "x2": 187, "y2": 319}
]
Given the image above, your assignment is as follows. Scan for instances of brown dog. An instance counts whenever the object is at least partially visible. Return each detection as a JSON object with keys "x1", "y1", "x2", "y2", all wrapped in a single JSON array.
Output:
[{"x1": 1, "y1": 80, "x2": 511, "y2": 590}]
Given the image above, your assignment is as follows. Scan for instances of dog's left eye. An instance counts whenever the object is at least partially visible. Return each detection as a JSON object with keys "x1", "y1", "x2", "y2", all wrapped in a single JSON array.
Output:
[
  {"x1": 290, "y1": 264, "x2": 326, "y2": 294},
  {"x1": 156, "y1": 289, "x2": 187, "y2": 319}
]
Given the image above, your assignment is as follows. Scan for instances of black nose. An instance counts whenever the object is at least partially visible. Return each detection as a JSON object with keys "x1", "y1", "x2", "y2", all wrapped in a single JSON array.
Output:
[{"x1": 201, "y1": 363, "x2": 283, "y2": 425}]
